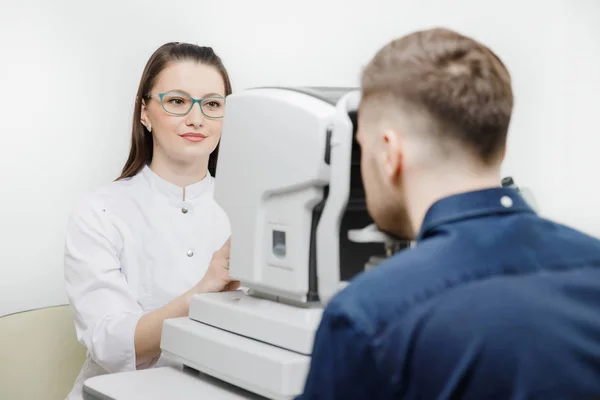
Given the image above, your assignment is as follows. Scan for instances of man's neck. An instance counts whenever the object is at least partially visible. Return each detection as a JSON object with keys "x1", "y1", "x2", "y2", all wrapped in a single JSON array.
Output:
[
  {"x1": 149, "y1": 153, "x2": 208, "y2": 188},
  {"x1": 405, "y1": 166, "x2": 502, "y2": 236}
]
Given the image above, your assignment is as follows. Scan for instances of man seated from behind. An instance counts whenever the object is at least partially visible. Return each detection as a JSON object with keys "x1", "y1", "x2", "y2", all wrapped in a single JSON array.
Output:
[{"x1": 298, "y1": 27, "x2": 600, "y2": 399}]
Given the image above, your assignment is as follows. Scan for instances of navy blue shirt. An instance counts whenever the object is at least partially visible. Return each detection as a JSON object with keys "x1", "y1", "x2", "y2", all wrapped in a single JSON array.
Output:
[{"x1": 298, "y1": 188, "x2": 600, "y2": 399}]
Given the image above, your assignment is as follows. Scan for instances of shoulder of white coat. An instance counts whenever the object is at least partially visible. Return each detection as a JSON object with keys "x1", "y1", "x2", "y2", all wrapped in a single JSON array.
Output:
[{"x1": 68, "y1": 177, "x2": 137, "y2": 222}]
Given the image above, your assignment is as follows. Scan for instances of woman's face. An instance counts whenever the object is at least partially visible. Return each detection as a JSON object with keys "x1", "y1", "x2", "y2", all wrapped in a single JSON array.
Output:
[{"x1": 141, "y1": 61, "x2": 226, "y2": 167}]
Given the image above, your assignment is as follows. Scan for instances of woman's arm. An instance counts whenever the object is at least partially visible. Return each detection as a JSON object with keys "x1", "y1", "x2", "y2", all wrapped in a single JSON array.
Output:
[
  {"x1": 133, "y1": 291, "x2": 190, "y2": 366},
  {"x1": 134, "y1": 237, "x2": 237, "y2": 366},
  {"x1": 65, "y1": 197, "x2": 239, "y2": 371},
  {"x1": 65, "y1": 196, "x2": 146, "y2": 372}
]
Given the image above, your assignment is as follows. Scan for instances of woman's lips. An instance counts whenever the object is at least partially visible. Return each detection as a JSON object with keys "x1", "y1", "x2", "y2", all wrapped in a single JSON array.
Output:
[{"x1": 180, "y1": 133, "x2": 207, "y2": 142}]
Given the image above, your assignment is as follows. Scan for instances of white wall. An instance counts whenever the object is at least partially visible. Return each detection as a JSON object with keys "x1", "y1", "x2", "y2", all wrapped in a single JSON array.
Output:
[
  {"x1": 0, "y1": 0, "x2": 598, "y2": 316},
  {"x1": 560, "y1": 0, "x2": 600, "y2": 235}
]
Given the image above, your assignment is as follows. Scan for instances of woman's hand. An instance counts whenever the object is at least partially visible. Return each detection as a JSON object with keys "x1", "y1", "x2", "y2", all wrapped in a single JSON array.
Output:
[
  {"x1": 193, "y1": 238, "x2": 241, "y2": 294},
  {"x1": 134, "y1": 239, "x2": 240, "y2": 366}
]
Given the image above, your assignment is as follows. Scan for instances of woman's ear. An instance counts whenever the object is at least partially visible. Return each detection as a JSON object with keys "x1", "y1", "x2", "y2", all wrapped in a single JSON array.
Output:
[{"x1": 140, "y1": 100, "x2": 152, "y2": 132}]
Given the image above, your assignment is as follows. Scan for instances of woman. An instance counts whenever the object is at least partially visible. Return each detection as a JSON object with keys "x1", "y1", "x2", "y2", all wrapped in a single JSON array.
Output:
[{"x1": 64, "y1": 42, "x2": 238, "y2": 399}]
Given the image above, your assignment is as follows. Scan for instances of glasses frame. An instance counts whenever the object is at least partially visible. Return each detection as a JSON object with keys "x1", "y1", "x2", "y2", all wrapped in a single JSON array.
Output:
[{"x1": 147, "y1": 91, "x2": 226, "y2": 119}]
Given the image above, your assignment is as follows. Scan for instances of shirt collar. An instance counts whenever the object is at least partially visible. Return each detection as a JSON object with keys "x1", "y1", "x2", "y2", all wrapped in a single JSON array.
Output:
[
  {"x1": 416, "y1": 187, "x2": 535, "y2": 241},
  {"x1": 139, "y1": 165, "x2": 213, "y2": 201}
]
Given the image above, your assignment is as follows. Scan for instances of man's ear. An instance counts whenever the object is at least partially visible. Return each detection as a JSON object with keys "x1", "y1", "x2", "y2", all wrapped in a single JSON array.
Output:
[{"x1": 381, "y1": 129, "x2": 403, "y2": 184}]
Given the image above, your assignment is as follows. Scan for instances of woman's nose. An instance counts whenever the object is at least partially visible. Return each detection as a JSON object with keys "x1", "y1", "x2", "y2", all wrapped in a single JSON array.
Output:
[{"x1": 186, "y1": 102, "x2": 204, "y2": 126}]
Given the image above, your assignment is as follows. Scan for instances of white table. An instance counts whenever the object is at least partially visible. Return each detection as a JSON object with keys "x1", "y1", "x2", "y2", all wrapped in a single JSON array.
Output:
[{"x1": 83, "y1": 366, "x2": 268, "y2": 400}]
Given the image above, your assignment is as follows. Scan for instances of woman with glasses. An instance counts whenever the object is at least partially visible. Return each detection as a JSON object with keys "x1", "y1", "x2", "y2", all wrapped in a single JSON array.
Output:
[{"x1": 64, "y1": 42, "x2": 237, "y2": 399}]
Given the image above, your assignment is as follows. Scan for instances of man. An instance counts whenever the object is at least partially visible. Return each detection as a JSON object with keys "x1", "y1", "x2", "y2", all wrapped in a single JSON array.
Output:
[{"x1": 298, "y1": 28, "x2": 600, "y2": 399}]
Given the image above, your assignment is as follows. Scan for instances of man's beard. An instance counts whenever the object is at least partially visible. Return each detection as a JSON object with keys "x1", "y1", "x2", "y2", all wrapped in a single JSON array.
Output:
[
  {"x1": 363, "y1": 155, "x2": 414, "y2": 241},
  {"x1": 368, "y1": 189, "x2": 414, "y2": 241}
]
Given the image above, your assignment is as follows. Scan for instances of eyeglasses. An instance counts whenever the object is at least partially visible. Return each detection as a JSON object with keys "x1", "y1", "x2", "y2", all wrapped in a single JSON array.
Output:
[{"x1": 147, "y1": 91, "x2": 225, "y2": 118}]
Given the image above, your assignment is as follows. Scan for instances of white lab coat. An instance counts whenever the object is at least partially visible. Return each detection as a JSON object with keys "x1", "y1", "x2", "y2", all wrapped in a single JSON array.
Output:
[{"x1": 63, "y1": 166, "x2": 230, "y2": 400}]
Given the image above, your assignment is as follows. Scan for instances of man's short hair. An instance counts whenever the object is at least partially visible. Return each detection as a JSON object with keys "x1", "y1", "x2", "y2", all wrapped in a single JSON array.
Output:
[{"x1": 361, "y1": 27, "x2": 513, "y2": 165}]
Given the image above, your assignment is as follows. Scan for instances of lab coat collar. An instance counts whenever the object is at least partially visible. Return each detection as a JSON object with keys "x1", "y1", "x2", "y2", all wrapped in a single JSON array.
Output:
[{"x1": 140, "y1": 165, "x2": 213, "y2": 201}]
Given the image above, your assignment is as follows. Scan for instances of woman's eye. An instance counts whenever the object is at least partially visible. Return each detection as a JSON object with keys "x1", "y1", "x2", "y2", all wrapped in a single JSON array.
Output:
[
  {"x1": 168, "y1": 98, "x2": 185, "y2": 105},
  {"x1": 206, "y1": 101, "x2": 223, "y2": 109}
]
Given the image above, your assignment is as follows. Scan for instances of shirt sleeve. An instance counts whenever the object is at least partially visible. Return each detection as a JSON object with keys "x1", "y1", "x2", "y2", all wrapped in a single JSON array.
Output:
[
  {"x1": 297, "y1": 302, "x2": 383, "y2": 399},
  {"x1": 64, "y1": 195, "x2": 144, "y2": 373}
]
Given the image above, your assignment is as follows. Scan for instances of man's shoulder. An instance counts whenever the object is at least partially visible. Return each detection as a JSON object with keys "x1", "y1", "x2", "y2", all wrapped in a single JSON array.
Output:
[
  {"x1": 326, "y1": 241, "x2": 450, "y2": 335},
  {"x1": 543, "y1": 217, "x2": 600, "y2": 252},
  {"x1": 326, "y1": 214, "x2": 600, "y2": 334},
  {"x1": 341, "y1": 237, "x2": 453, "y2": 293}
]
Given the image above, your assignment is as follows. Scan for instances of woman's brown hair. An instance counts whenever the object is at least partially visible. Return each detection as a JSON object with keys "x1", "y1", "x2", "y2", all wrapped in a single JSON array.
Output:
[{"x1": 117, "y1": 42, "x2": 232, "y2": 180}]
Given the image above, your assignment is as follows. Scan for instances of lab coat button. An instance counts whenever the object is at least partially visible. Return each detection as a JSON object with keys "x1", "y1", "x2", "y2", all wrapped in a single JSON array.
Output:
[
  {"x1": 187, "y1": 249, "x2": 194, "y2": 257},
  {"x1": 182, "y1": 207, "x2": 188, "y2": 214}
]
